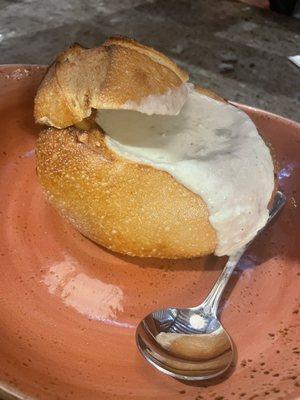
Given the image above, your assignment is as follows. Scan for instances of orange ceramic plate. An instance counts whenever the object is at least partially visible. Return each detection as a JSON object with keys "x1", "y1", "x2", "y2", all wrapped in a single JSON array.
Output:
[{"x1": 0, "y1": 66, "x2": 299, "y2": 400}]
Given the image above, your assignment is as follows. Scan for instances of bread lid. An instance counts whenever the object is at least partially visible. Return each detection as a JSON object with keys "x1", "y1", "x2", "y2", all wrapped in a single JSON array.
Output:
[{"x1": 34, "y1": 37, "x2": 189, "y2": 129}]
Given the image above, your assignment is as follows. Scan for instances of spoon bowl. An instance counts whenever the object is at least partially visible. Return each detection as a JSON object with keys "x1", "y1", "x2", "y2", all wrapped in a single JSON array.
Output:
[
  {"x1": 136, "y1": 191, "x2": 286, "y2": 381},
  {"x1": 136, "y1": 307, "x2": 233, "y2": 380}
]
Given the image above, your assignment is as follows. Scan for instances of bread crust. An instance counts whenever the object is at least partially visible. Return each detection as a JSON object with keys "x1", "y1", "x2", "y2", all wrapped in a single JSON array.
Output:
[{"x1": 36, "y1": 127, "x2": 217, "y2": 258}]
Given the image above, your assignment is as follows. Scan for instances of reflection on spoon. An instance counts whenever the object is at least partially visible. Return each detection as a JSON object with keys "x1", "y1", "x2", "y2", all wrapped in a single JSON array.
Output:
[
  {"x1": 152, "y1": 327, "x2": 232, "y2": 376},
  {"x1": 42, "y1": 256, "x2": 125, "y2": 322},
  {"x1": 156, "y1": 327, "x2": 231, "y2": 361}
]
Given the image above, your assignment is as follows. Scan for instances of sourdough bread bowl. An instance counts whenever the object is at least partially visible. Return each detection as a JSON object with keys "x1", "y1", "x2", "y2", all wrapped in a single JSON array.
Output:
[{"x1": 35, "y1": 37, "x2": 275, "y2": 259}]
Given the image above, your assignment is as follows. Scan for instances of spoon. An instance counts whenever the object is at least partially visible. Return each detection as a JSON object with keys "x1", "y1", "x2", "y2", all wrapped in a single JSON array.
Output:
[{"x1": 136, "y1": 191, "x2": 286, "y2": 381}]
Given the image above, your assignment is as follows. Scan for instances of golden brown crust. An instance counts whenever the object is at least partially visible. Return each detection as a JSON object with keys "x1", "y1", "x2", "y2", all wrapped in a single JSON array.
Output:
[
  {"x1": 103, "y1": 36, "x2": 188, "y2": 82},
  {"x1": 34, "y1": 44, "x2": 110, "y2": 128},
  {"x1": 34, "y1": 37, "x2": 189, "y2": 129},
  {"x1": 36, "y1": 127, "x2": 217, "y2": 258}
]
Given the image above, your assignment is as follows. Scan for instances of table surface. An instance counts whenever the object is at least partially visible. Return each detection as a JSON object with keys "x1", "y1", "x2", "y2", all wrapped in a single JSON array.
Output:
[{"x1": 0, "y1": 0, "x2": 299, "y2": 120}]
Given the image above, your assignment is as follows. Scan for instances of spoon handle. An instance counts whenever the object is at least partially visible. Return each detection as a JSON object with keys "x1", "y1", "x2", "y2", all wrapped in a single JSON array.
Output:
[
  {"x1": 200, "y1": 249, "x2": 244, "y2": 316},
  {"x1": 197, "y1": 191, "x2": 286, "y2": 317}
]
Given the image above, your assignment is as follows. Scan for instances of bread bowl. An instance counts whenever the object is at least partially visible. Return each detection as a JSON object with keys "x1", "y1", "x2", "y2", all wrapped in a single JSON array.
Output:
[{"x1": 35, "y1": 37, "x2": 275, "y2": 259}]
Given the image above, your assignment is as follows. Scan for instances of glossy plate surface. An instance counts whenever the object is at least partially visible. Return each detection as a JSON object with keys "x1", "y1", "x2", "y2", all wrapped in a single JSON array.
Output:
[{"x1": 0, "y1": 66, "x2": 299, "y2": 400}]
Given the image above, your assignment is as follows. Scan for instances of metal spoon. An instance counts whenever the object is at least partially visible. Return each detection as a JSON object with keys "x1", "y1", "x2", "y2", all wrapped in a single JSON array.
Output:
[{"x1": 136, "y1": 191, "x2": 286, "y2": 381}]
